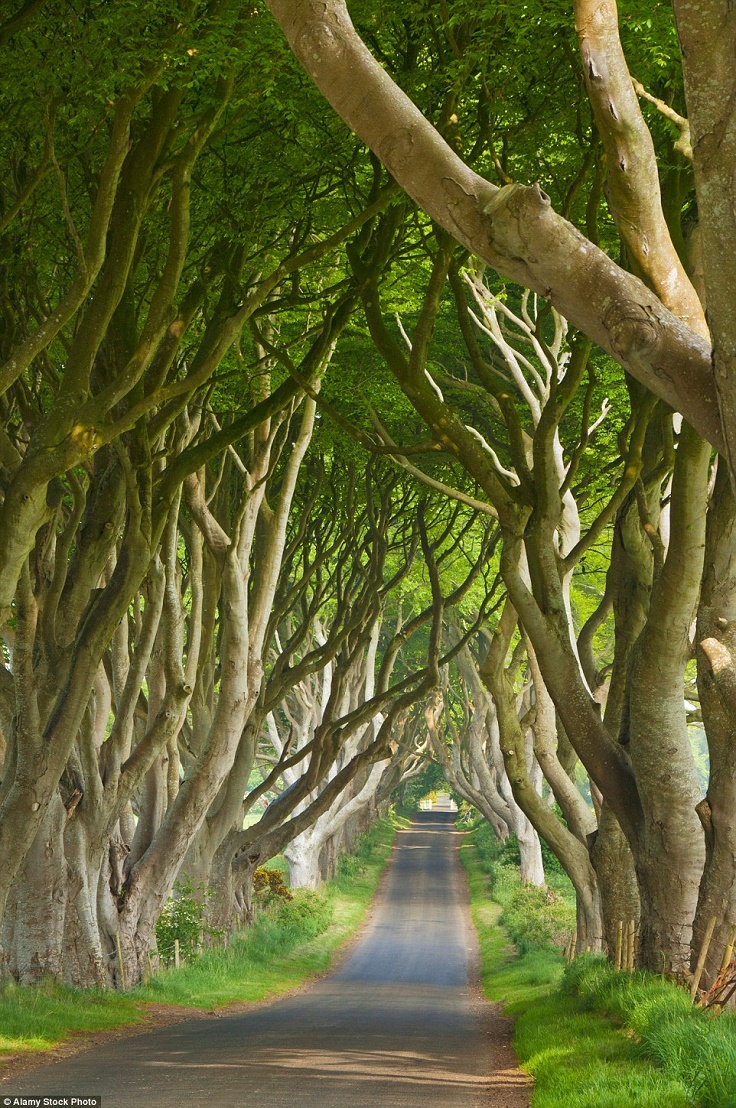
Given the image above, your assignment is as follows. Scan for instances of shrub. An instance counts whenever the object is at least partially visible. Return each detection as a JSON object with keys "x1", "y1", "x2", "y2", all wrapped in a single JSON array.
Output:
[
  {"x1": 498, "y1": 834, "x2": 522, "y2": 867},
  {"x1": 501, "y1": 883, "x2": 576, "y2": 954},
  {"x1": 276, "y1": 889, "x2": 332, "y2": 940},
  {"x1": 336, "y1": 827, "x2": 379, "y2": 878},
  {"x1": 473, "y1": 821, "x2": 503, "y2": 871},
  {"x1": 354, "y1": 828, "x2": 380, "y2": 860},
  {"x1": 155, "y1": 879, "x2": 220, "y2": 964},
  {"x1": 253, "y1": 866, "x2": 293, "y2": 903},
  {"x1": 336, "y1": 851, "x2": 364, "y2": 879}
]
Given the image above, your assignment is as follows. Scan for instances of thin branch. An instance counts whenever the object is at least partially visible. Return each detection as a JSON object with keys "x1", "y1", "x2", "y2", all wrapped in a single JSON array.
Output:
[{"x1": 632, "y1": 79, "x2": 692, "y2": 161}]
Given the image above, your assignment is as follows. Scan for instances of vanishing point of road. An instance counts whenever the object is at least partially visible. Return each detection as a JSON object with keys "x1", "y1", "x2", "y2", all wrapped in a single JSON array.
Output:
[{"x1": 1, "y1": 813, "x2": 531, "y2": 1107}]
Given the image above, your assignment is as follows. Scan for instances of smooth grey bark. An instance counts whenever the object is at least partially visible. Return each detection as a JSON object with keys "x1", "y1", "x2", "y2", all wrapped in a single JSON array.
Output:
[
  {"x1": 694, "y1": 463, "x2": 736, "y2": 985},
  {"x1": 1, "y1": 793, "x2": 67, "y2": 984},
  {"x1": 626, "y1": 424, "x2": 710, "y2": 973},
  {"x1": 674, "y1": 1, "x2": 736, "y2": 482}
]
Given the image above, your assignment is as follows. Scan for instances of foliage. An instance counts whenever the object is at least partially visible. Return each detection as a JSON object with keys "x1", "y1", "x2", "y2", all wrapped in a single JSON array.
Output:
[
  {"x1": 470, "y1": 819, "x2": 503, "y2": 866},
  {"x1": 335, "y1": 849, "x2": 366, "y2": 880},
  {"x1": 501, "y1": 885, "x2": 576, "y2": 955},
  {"x1": 275, "y1": 889, "x2": 333, "y2": 940},
  {"x1": 0, "y1": 0, "x2": 721, "y2": 1019},
  {"x1": 467, "y1": 823, "x2": 576, "y2": 955},
  {"x1": 253, "y1": 866, "x2": 293, "y2": 904},
  {"x1": 335, "y1": 826, "x2": 379, "y2": 878},
  {"x1": 332, "y1": 814, "x2": 411, "y2": 888},
  {"x1": 399, "y1": 762, "x2": 453, "y2": 810},
  {"x1": 155, "y1": 880, "x2": 220, "y2": 965}
]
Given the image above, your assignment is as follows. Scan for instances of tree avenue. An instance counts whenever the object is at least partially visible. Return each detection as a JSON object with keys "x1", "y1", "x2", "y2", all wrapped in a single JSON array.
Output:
[{"x1": 0, "y1": 0, "x2": 734, "y2": 1003}]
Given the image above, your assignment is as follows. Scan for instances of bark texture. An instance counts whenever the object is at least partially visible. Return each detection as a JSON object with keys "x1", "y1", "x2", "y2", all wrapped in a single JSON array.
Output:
[{"x1": 675, "y1": 0, "x2": 736, "y2": 478}]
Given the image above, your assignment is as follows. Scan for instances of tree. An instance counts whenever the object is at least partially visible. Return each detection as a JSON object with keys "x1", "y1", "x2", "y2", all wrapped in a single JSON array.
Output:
[
  {"x1": 263, "y1": 0, "x2": 721, "y2": 452},
  {"x1": 0, "y1": 0, "x2": 397, "y2": 983},
  {"x1": 3, "y1": 0, "x2": 735, "y2": 993},
  {"x1": 262, "y1": 0, "x2": 736, "y2": 979}
]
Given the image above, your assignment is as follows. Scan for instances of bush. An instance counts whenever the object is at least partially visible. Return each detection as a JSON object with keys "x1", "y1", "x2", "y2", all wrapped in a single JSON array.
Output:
[
  {"x1": 253, "y1": 866, "x2": 292, "y2": 904},
  {"x1": 155, "y1": 879, "x2": 220, "y2": 964},
  {"x1": 469, "y1": 821, "x2": 576, "y2": 955},
  {"x1": 501, "y1": 883, "x2": 576, "y2": 954},
  {"x1": 473, "y1": 821, "x2": 503, "y2": 870},
  {"x1": 276, "y1": 889, "x2": 332, "y2": 940},
  {"x1": 563, "y1": 955, "x2": 736, "y2": 1107},
  {"x1": 498, "y1": 834, "x2": 522, "y2": 867},
  {"x1": 335, "y1": 829, "x2": 374, "y2": 879},
  {"x1": 336, "y1": 851, "x2": 364, "y2": 879}
]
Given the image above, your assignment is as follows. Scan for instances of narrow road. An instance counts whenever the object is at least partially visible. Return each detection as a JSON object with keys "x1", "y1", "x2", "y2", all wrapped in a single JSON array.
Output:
[{"x1": 1, "y1": 814, "x2": 531, "y2": 1106}]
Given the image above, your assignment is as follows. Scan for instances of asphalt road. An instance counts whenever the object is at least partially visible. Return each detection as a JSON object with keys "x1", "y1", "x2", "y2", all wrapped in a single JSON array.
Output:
[{"x1": 1, "y1": 813, "x2": 530, "y2": 1107}]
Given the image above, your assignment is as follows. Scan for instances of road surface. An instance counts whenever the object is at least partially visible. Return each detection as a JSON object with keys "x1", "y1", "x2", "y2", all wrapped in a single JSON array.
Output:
[{"x1": 1, "y1": 813, "x2": 531, "y2": 1106}]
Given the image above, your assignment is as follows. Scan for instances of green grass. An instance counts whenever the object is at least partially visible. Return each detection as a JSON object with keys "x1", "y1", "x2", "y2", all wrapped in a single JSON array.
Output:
[
  {"x1": 0, "y1": 979, "x2": 143, "y2": 1057},
  {"x1": 459, "y1": 831, "x2": 695, "y2": 1107},
  {"x1": 563, "y1": 956, "x2": 736, "y2": 1108},
  {"x1": 0, "y1": 814, "x2": 407, "y2": 1061}
]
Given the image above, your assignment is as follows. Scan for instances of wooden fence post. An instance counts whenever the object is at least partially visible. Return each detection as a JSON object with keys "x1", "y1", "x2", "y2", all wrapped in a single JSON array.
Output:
[
  {"x1": 690, "y1": 916, "x2": 718, "y2": 1000},
  {"x1": 625, "y1": 919, "x2": 635, "y2": 972},
  {"x1": 115, "y1": 931, "x2": 126, "y2": 991},
  {"x1": 720, "y1": 924, "x2": 736, "y2": 973}
]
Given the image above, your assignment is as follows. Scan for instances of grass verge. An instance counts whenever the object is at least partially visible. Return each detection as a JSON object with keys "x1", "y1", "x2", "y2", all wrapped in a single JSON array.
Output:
[
  {"x1": 0, "y1": 813, "x2": 407, "y2": 1061},
  {"x1": 563, "y1": 956, "x2": 736, "y2": 1108},
  {"x1": 459, "y1": 828, "x2": 695, "y2": 1107}
]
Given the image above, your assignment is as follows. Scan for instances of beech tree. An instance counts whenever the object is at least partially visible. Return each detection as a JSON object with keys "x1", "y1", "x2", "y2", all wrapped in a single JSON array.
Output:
[
  {"x1": 3, "y1": 0, "x2": 736, "y2": 995},
  {"x1": 426, "y1": 640, "x2": 547, "y2": 889},
  {"x1": 263, "y1": 0, "x2": 736, "y2": 980},
  {"x1": 264, "y1": 0, "x2": 719, "y2": 449},
  {"x1": 0, "y1": 0, "x2": 397, "y2": 984}
]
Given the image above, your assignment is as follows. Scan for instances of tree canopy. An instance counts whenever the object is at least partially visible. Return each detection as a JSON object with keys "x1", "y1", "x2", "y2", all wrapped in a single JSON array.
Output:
[{"x1": 1, "y1": 0, "x2": 735, "y2": 996}]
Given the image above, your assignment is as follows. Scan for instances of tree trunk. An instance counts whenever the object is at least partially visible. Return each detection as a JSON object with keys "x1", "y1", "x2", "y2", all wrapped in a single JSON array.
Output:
[
  {"x1": 674, "y1": 0, "x2": 736, "y2": 481},
  {"x1": 517, "y1": 818, "x2": 545, "y2": 887},
  {"x1": 693, "y1": 463, "x2": 736, "y2": 985},
  {"x1": 482, "y1": 610, "x2": 604, "y2": 951},
  {"x1": 590, "y1": 803, "x2": 640, "y2": 958},
  {"x1": 62, "y1": 817, "x2": 109, "y2": 988},
  {"x1": 4, "y1": 794, "x2": 67, "y2": 984},
  {"x1": 284, "y1": 831, "x2": 323, "y2": 890}
]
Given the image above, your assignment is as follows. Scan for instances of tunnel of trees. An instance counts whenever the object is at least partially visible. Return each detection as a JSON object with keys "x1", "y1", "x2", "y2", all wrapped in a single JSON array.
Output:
[{"x1": 1, "y1": 0, "x2": 735, "y2": 993}]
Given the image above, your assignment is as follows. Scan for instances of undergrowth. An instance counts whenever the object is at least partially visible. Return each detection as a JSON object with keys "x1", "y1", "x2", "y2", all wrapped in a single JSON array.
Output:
[{"x1": 472, "y1": 821, "x2": 576, "y2": 954}]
